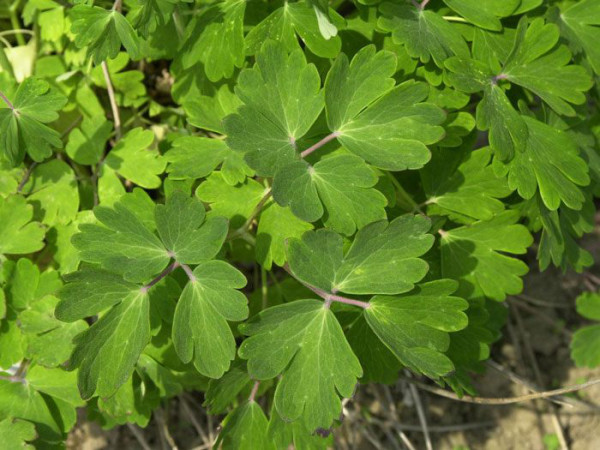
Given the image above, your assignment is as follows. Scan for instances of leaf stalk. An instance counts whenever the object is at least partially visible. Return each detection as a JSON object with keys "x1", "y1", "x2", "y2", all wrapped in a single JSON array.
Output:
[{"x1": 299, "y1": 131, "x2": 340, "y2": 159}]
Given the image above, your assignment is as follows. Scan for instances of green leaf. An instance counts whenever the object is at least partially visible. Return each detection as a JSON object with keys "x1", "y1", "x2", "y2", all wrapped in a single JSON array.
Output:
[
  {"x1": 272, "y1": 154, "x2": 387, "y2": 235},
  {"x1": 215, "y1": 402, "x2": 275, "y2": 450},
  {"x1": 73, "y1": 193, "x2": 169, "y2": 283},
  {"x1": 196, "y1": 172, "x2": 267, "y2": 228},
  {"x1": 0, "y1": 418, "x2": 36, "y2": 450},
  {"x1": 155, "y1": 191, "x2": 228, "y2": 264},
  {"x1": 246, "y1": 2, "x2": 342, "y2": 58},
  {"x1": 239, "y1": 300, "x2": 362, "y2": 430},
  {"x1": 256, "y1": 202, "x2": 313, "y2": 270},
  {"x1": 378, "y1": 2, "x2": 469, "y2": 67},
  {"x1": 204, "y1": 360, "x2": 252, "y2": 414},
  {"x1": 23, "y1": 160, "x2": 79, "y2": 226},
  {"x1": 105, "y1": 127, "x2": 166, "y2": 189},
  {"x1": 493, "y1": 117, "x2": 589, "y2": 211},
  {"x1": 184, "y1": 85, "x2": 243, "y2": 134},
  {"x1": 70, "y1": 5, "x2": 141, "y2": 65},
  {"x1": 287, "y1": 215, "x2": 433, "y2": 295},
  {"x1": 502, "y1": 17, "x2": 592, "y2": 116},
  {"x1": 224, "y1": 41, "x2": 323, "y2": 177},
  {"x1": 326, "y1": 47, "x2": 445, "y2": 170},
  {"x1": 268, "y1": 404, "x2": 331, "y2": 450},
  {"x1": 0, "y1": 78, "x2": 67, "y2": 166},
  {"x1": 440, "y1": 211, "x2": 532, "y2": 301},
  {"x1": 65, "y1": 116, "x2": 112, "y2": 165},
  {"x1": 179, "y1": 0, "x2": 246, "y2": 82},
  {"x1": 422, "y1": 147, "x2": 512, "y2": 222},
  {"x1": 571, "y1": 292, "x2": 600, "y2": 368},
  {"x1": 173, "y1": 261, "x2": 248, "y2": 378},
  {"x1": 365, "y1": 280, "x2": 468, "y2": 378},
  {"x1": 165, "y1": 136, "x2": 252, "y2": 186},
  {"x1": 443, "y1": 0, "x2": 520, "y2": 31},
  {"x1": 559, "y1": 0, "x2": 600, "y2": 75},
  {"x1": 0, "y1": 194, "x2": 45, "y2": 255}
]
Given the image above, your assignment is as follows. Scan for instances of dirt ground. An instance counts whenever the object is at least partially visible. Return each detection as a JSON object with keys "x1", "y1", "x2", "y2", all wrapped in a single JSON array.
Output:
[{"x1": 66, "y1": 231, "x2": 600, "y2": 450}]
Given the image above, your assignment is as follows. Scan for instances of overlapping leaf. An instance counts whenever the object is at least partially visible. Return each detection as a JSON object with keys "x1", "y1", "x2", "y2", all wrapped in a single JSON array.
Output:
[
  {"x1": 571, "y1": 292, "x2": 600, "y2": 368},
  {"x1": 0, "y1": 78, "x2": 67, "y2": 166},
  {"x1": 0, "y1": 194, "x2": 45, "y2": 255},
  {"x1": 558, "y1": 0, "x2": 600, "y2": 75},
  {"x1": 443, "y1": 0, "x2": 520, "y2": 31}
]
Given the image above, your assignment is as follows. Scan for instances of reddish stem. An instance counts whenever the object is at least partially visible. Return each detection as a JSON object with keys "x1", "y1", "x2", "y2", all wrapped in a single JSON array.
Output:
[
  {"x1": 249, "y1": 381, "x2": 260, "y2": 402},
  {"x1": 0, "y1": 90, "x2": 14, "y2": 110},
  {"x1": 299, "y1": 132, "x2": 340, "y2": 158},
  {"x1": 141, "y1": 262, "x2": 180, "y2": 293}
]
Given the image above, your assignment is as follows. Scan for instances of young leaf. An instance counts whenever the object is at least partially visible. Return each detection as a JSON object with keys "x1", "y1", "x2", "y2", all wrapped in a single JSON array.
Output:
[
  {"x1": 70, "y1": 5, "x2": 141, "y2": 64},
  {"x1": 0, "y1": 194, "x2": 45, "y2": 255},
  {"x1": 239, "y1": 300, "x2": 362, "y2": 430},
  {"x1": 172, "y1": 261, "x2": 248, "y2": 378},
  {"x1": 571, "y1": 292, "x2": 600, "y2": 368},
  {"x1": 0, "y1": 78, "x2": 67, "y2": 166},
  {"x1": 440, "y1": 211, "x2": 533, "y2": 301},
  {"x1": 287, "y1": 215, "x2": 433, "y2": 295},
  {"x1": 224, "y1": 41, "x2": 323, "y2": 176},
  {"x1": 378, "y1": 2, "x2": 469, "y2": 67},
  {"x1": 272, "y1": 154, "x2": 387, "y2": 235},
  {"x1": 493, "y1": 117, "x2": 589, "y2": 211},
  {"x1": 364, "y1": 280, "x2": 469, "y2": 378},
  {"x1": 502, "y1": 17, "x2": 592, "y2": 116},
  {"x1": 179, "y1": 0, "x2": 246, "y2": 82},
  {"x1": 105, "y1": 127, "x2": 166, "y2": 189},
  {"x1": 325, "y1": 47, "x2": 446, "y2": 170}
]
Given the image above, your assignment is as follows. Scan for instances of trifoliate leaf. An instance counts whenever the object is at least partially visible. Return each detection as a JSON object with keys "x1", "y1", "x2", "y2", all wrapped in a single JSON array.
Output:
[
  {"x1": 216, "y1": 402, "x2": 275, "y2": 450},
  {"x1": 493, "y1": 117, "x2": 589, "y2": 211},
  {"x1": 440, "y1": 211, "x2": 532, "y2": 301},
  {"x1": 165, "y1": 136, "x2": 252, "y2": 186},
  {"x1": 70, "y1": 5, "x2": 141, "y2": 65},
  {"x1": 256, "y1": 202, "x2": 313, "y2": 270},
  {"x1": 0, "y1": 194, "x2": 45, "y2": 255},
  {"x1": 179, "y1": 0, "x2": 245, "y2": 82},
  {"x1": 22, "y1": 160, "x2": 79, "y2": 226},
  {"x1": 325, "y1": 47, "x2": 445, "y2": 170},
  {"x1": 287, "y1": 215, "x2": 433, "y2": 295},
  {"x1": 421, "y1": 147, "x2": 512, "y2": 223},
  {"x1": 246, "y1": 2, "x2": 342, "y2": 58},
  {"x1": 0, "y1": 418, "x2": 36, "y2": 450},
  {"x1": 0, "y1": 78, "x2": 67, "y2": 166},
  {"x1": 365, "y1": 280, "x2": 468, "y2": 378},
  {"x1": 65, "y1": 116, "x2": 112, "y2": 165},
  {"x1": 173, "y1": 261, "x2": 248, "y2": 378},
  {"x1": 239, "y1": 300, "x2": 362, "y2": 430},
  {"x1": 196, "y1": 172, "x2": 267, "y2": 228},
  {"x1": 502, "y1": 17, "x2": 592, "y2": 116},
  {"x1": 224, "y1": 41, "x2": 323, "y2": 176},
  {"x1": 443, "y1": 0, "x2": 520, "y2": 31},
  {"x1": 105, "y1": 127, "x2": 166, "y2": 189},
  {"x1": 571, "y1": 292, "x2": 600, "y2": 368},
  {"x1": 558, "y1": 0, "x2": 600, "y2": 75},
  {"x1": 378, "y1": 2, "x2": 469, "y2": 67},
  {"x1": 155, "y1": 191, "x2": 228, "y2": 264},
  {"x1": 272, "y1": 154, "x2": 387, "y2": 235},
  {"x1": 73, "y1": 195, "x2": 169, "y2": 283},
  {"x1": 444, "y1": 56, "x2": 528, "y2": 161}
]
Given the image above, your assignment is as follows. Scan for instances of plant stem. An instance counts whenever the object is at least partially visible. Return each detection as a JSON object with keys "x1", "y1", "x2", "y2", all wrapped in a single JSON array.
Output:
[
  {"x1": 299, "y1": 132, "x2": 340, "y2": 159},
  {"x1": 248, "y1": 381, "x2": 260, "y2": 402},
  {"x1": 16, "y1": 161, "x2": 37, "y2": 193},
  {"x1": 419, "y1": 0, "x2": 430, "y2": 10},
  {"x1": 228, "y1": 187, "x2": 272, "y2": 239},
  {"x1": 443, "y1": 16, "x2": 468, "y2": 23},
  {"x1": 9, "y1": 0, "x2": 25, "y2": 46},
  {"x1": 0, "y1": 90, "x2": 14, "y2": 110},
  {"x1": 141, "y1": 262, "x2": 180, "y2": 293},
  {"x1": 101, "y1": 61, "x2": 121, "y2": 140},
  {"x1": 181, "y1": 263, "x2": 196, "y2": 282},
  {"x1": 112, "y1": 0, "x2": 123, "y2": 12},
  {"x1": 403, "y1": 377, "x2": 600, "y2": 405},
  {"x1": 386, "y1": 172, "x2": 423, "y2": 214}
]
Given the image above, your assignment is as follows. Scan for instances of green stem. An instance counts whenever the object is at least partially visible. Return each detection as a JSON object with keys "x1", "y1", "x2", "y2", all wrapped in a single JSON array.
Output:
[
  {"x1": 9, "y1": 0, "x2": 25, "y2": 46},
  {"x1": 386, "y1": 172, "x2": 423, "y2": 214}
]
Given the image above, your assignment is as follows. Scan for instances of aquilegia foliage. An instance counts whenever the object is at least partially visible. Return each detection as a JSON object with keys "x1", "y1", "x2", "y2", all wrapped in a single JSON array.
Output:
[{"x1": 0, "y1": 0, "x2": 599, "y2": 447}]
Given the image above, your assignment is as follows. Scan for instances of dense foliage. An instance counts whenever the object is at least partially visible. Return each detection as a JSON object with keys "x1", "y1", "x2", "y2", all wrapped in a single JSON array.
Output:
[{"x1": 1, "y1": 0, "x2": 600, "y2": 447}]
